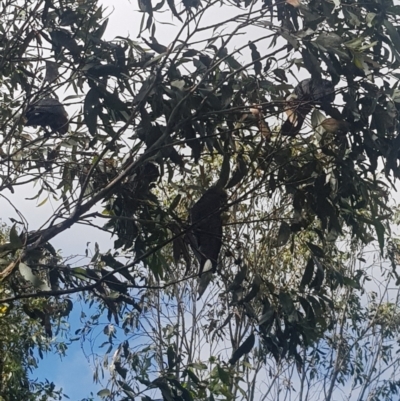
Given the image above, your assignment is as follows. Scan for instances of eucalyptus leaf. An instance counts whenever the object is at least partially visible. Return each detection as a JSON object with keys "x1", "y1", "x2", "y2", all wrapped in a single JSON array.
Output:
[{"x1": 19, "y1": 263, "x2": 51, "y2": 291}]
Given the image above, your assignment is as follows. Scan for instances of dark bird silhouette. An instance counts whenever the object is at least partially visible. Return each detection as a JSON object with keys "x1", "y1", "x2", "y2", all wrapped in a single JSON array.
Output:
[
  {"x1": 190, "y1": 187, "x2": 227, "y2": 275},
  {"x1": 25, "y1": 98, "x2": 69, "y2": 135},
  {"x1": 282, "y1": 78, "x2": 336, "y2": 137},
  {"x1": 294, "y1": 78, "x2": 335, "y2": 105}
]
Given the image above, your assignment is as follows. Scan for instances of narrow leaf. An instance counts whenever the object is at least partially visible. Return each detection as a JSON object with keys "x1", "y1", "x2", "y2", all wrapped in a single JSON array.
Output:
[
  {"x1": 300, "y1": 258, "x2": 314, "y2": 288},
  {"x1": 19, "y1": 262, "x2": 50, "y2": 290},
  {"x1": 9, "y1": 224, "x2": 23, "y2": 248},
  {"x1": 276, "y1": 221, "x2": 291, "y2": 247}
]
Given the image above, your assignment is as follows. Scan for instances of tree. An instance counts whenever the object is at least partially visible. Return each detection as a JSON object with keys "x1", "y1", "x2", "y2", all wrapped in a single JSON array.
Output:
[
  {"x1": 1, "y1": 0, "x2": 400, "y2": 399},
  {"x1": 89, "y1": 238, "x2": 400, "y2": 401},
  {"x1": 0, "y1": 222, "x2": 65, "y2": 401}
]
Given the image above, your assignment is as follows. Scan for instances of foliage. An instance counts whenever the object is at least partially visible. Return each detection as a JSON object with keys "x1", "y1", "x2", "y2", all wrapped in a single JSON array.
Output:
[
  {"x1": 0, "y1": 222, "x2": 64, "y2": 401},
  {"x1": 88, "y1": 242, "x2": 400, "y2": 401},
  {"x1": 1, "y1": 0, "x2": 400, "y2": 399}
]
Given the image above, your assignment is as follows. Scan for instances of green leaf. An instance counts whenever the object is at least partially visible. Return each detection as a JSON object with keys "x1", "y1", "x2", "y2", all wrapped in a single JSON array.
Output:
[
  {"x1": 272, "y1": 68, "x2": 287, "y2": 82},
  {"x1": 229, "y1": 333, "x2": 255, "y2": 364},
  {"x1": 373, "y1": 220, "x2": 385, "y2": 255},
  {"x1": 280, "y1": 31, "x2": 299, "y2": 49},
  {"x1": 300, "y1": 258, "x2": 314, "y2": 288},
  {"x1": 19, "y1": 262, "x2": 50, "y2": 290},
  {"x1": 114, "y1": 362, "x2": 128, "y2": 379},
  {"x1": 93, "y1": 19, "x2": 109, "y2": 39},
  {"x1": 276, "y1": 221, "x2": 291, "y2": 247},
  {"x1": 366, "y1": 12, "x2": 376, "y2": 27},
  {"x1": 71, "y1": 267, "x2": 99, "y2": 281},
  {"x1": 182, "y1": 389, "x2": 194, "y2": 401},
  {"x1": 344, "y1": 10, "x2": 361, "y2": 27},
  {"x1": 91, "y1": 247, "x2": 100, "y2": 263},
  {"x1": 216, "y1": 151, "x2": 230, "y2": 188},
  {"x1": 344, "y1": 37, "x2": 363, "y2": 50},
  {"x1": 311, "y1": 109, "x2": 326, "y2": 137},
  {"x1": 168, "y1": 194, "x2": 181, "y2": 212},
  {"x1": 97, "y1": 389, "x2": 111, "y2": 398},
  {"x1": 84, "y1": 88, "x2": 100, "y2": 136},
  {"x1": 167, "y1": 345, "x2": 176, "y2": 370},
  {"x1": 166, "y1": 0, "x2": 182, "y2": 21},
  {"x1": 133, "y1": 75, "x2": 156, "y2": 104},
  {"x1": 309, "y1": 257, "x2": 325, "y2": 290},
  {"x1": 217, "y1": 366, "x2": 230, "y2": 385},
  {"x1": 144, "y1": 52, "x2": 166, "y2": 68},
  {"x1": 279, "y1": 292, "x2": 295, "y2": 315},
  {"x1": 259, "y1": 305, "x2": 274, "y2": 325},
  {"x1": 314, "y1": 32, "x2": 343, "y2": 50},
  {"x1": 148, "y1": 252, "x2": 164, "y2": 280},
  {"x1": 298, "y1": 295, "x2": 312, "y2": 315},
  {"x1": 225, "y1": 55, "x2": 242, "y2": 70},
  {"x1": 190, "y1": 362, "x2": 207, "y2": 370},
  {"x1": 384, "y1": 19, "x2": 400, "y2": 55},
  {"x1": 307, "y1": 242, "x2": 325, "y2": 258},
  {"x1": 185, "y1": 369, "x2": 200, "y2": 385},
  {"x1": 342, "y1": 276, "x2": 361, "y2": 289},
  {"x1": 226, "y1": 155, "x2": 248, "y2": 189},
  {"x1": 9, "y1": 224, "x2": 22, "y2": 248}
]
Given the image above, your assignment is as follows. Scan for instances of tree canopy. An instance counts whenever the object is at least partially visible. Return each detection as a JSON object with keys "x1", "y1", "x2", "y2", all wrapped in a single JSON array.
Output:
[{"x1": 1, "y1": 0, "x2": 400, "y2": 399}]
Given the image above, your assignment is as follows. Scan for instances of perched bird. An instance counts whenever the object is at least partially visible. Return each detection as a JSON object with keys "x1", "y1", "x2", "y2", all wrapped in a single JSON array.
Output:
[
  {"x1": 25, "y1": 97, "x2": 69, "y2": 135},
  {"x1": 282, "y1": 78, "x2": 336, "y2": 137},
  {"x1": 190, "y1": 187, "x2": 227, "y2": 275},
  {"x1": 293, "y1": 78, "x2": 335, "y2": 106}
]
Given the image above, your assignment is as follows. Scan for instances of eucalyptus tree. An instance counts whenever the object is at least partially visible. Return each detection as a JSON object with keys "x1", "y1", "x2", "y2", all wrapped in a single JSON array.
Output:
[{"x1": 1, "y1": 0, "x2": 400, "y2": 399}]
